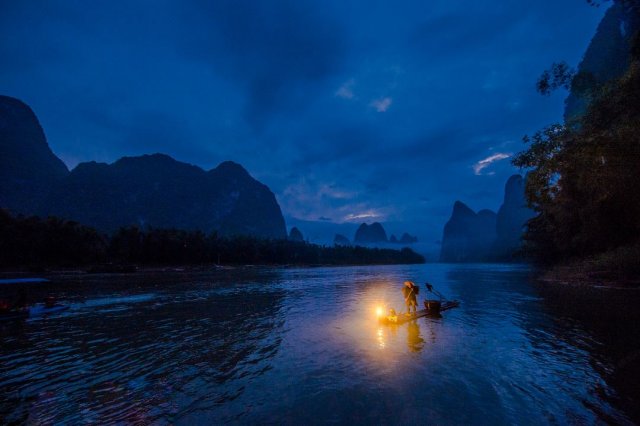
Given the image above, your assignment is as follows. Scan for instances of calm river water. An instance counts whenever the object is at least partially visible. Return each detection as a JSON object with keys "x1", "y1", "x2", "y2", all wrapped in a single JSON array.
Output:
[{"x1": 1, "y1": 264, "x2": 640, "y2": 424}]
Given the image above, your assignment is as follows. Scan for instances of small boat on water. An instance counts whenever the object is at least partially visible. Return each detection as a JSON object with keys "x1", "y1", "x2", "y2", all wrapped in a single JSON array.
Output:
[
  {"x1": 0, "y1": 304, "x2": 69, "y2": 322},
  {"x1": 1, "y1": 280, "x2": 67, "y2": 321},
  {"x1": 379, "y1": 299, "x2": 460, "y2": 325}
]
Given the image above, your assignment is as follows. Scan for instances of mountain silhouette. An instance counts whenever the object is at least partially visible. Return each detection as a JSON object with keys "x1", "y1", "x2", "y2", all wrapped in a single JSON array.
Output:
[{"x1": 0, "y1": 95, "x2": 286, "y2": 238}]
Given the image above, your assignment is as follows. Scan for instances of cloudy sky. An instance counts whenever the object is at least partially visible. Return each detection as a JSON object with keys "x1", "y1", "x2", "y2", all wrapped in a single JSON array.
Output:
[{"x1": 0, "y1": 0, "x2": 605, "y2": 246}]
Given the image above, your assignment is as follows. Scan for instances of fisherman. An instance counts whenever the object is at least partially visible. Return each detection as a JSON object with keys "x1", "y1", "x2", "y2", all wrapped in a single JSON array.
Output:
[{"x1": 402, "y1": 281, "x2": 418, "y2": 315}]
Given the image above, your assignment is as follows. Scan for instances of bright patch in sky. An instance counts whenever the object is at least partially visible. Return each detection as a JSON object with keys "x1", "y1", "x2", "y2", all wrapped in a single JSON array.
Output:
[
  {"x1": 335, "y1": 79, "x2": 355, "y2": 99},
  {"x1": 344, "y1": 211, "x2": 382, "y2": 221},
  {"x1": 369, "y1": 97, "x2": 392, "y2": 112},
  {"x1": 473, "y1": 153, "x2": 512, "y2": 175}
]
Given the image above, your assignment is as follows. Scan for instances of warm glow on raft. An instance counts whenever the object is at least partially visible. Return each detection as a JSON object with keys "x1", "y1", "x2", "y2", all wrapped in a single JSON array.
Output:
[{"x1": 375, "y1": 306, "x2": 384, "y2": 318}]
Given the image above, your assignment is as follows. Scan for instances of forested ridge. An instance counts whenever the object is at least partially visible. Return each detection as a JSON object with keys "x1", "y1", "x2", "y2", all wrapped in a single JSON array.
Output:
[{"x1": 0, "y1": 210, "x2": 425, "y2": 269}]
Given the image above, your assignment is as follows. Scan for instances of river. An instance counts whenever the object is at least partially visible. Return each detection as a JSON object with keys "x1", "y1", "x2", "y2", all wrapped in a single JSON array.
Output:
[{"x1": 1, "y1": 264, "x2": 639, "y2": 424}]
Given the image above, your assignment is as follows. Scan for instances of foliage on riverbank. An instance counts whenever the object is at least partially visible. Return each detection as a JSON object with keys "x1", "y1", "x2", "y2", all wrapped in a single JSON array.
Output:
[
  {"x1": 513, "y1": 33, "x2": 640, "y2": 279},
  {"x1": 0, "y1": 210, "x2": 425, "y2": 268}
]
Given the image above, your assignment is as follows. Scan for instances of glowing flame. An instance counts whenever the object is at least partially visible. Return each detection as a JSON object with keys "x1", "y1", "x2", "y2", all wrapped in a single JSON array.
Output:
[{"x1": 375, "y1": 306, "x2": 384, "y2": 318}]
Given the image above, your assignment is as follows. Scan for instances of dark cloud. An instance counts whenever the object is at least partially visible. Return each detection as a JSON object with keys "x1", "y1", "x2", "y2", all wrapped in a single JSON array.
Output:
[{"x1": 177, "y1": 0, "x2": 348, "y2": 130}]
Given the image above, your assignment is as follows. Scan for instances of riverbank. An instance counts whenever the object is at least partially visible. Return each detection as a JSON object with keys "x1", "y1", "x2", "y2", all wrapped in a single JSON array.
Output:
[
  {"x1": 540, "y1": 244, "x2": 640, "y2": 288},
  {"x1": 531, "y1": 244, "x2": 640, "y2": 326},
  {"x1": 535, "y1": 277, "x2": 640, "y2": 322}
]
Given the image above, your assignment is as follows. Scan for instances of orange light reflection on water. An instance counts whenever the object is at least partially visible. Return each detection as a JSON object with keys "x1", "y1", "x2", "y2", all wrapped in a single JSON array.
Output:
[
  {"x1": 328, "y1": 277, "x2": 458, "y2": 378},
  {"x1": 376, "y1": 327, "x2": 385, "y2": 349}
]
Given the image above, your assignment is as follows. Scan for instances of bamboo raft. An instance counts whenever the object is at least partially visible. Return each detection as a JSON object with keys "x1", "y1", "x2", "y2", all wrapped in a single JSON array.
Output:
[{"x1": 378, "y1": 300, "x2": 460, "y2": 325}]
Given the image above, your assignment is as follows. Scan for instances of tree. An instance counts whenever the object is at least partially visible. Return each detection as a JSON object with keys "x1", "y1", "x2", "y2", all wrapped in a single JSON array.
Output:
[{"x1": 514, "y1": 58, "x2": 640, "y2": 263}]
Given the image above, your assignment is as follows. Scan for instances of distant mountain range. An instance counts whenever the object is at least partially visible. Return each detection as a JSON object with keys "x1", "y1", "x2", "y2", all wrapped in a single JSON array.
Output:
[
  {"x1": 353, "y1": 222, "x2": 417, "y2": 245},
  {"x1": 0, "y1": 95, "x2": 286, "y2": 238},
  {"x1": 438, "y1": 3, "x2": 639, "y2": 263},
  {"x1": 440, "y1": 175, "x2": 535, "y2": 262},
  {"x1": 284, "y1": 218, "x2": 418, "y2": 248}
]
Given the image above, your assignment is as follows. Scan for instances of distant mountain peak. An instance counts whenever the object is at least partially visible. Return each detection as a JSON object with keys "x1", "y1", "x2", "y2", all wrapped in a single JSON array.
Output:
[
  {"x1": 0, "y1": 95, "x2": 68, "y2": 213},
  {"x1": 354, "y1": 222, "x2": 388, "y2": 244},
  {"x1": 0, "y1": 95, "x2": 35, "y2": 119},
  {"x1": 503, "y1": 174, "x2": 525, "y2": 206},
  {"x1": 114, "y1": 153, "x2": 195, "y2": 168},
  {"x1": 440, "y1": 174, "x2": 534, "y2": 262},
  {"x1": 334, "y1": 234, "x2": 351, "y2": 246},
  {"x1": 213, "y1": 160, "x2": 250, "y2": 176},
  {"x1": 129, "y1": 153, "x2": 175, "y2": 162},
  {"x1": 452, "y1": 201, "x2": 475, "y2": 217},
  {"x1": 289, "y1": 227, "x2": 304, "y2": 242}
]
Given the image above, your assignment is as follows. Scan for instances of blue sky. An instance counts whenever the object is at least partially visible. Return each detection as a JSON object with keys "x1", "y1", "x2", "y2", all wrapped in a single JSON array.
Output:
[{"x1": 0, "y1": 0, "x2": 605, "y2": 245}]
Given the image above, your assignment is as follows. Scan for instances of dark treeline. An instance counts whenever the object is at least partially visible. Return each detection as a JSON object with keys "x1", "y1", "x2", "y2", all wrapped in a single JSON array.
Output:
[
  {"x1": 0, "y1": 210, "x2": 425, "y2": 268},
  {"x1": 513, "y1": 32, "x2": 640, "y2": 278}
]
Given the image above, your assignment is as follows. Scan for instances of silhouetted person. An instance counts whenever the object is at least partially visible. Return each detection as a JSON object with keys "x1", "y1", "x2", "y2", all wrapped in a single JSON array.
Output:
[{"x1": 402, "y1": 281, "x2": 418, "y2": 315}]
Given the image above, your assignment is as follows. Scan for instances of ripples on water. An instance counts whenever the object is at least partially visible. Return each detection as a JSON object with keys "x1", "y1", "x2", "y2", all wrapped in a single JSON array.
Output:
[{"x1": 1, "y1": 264, "x2": 639, "y2": 424}]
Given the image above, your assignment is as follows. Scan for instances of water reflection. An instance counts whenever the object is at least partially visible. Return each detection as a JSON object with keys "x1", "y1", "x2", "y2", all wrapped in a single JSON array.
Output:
[
  {"x1": 376, "y1": 327, "x2": 386, "y2": 349},
  {"x1": 1, "y1": 264, "x2": 638, "y2": 424},
  {"x1": 444, "y1": 264, "x2": 636, "y2": 424},
  {"x1": 374, "y1": 315, "x2": 443, "y2": 354},
  {"x1": 534, "y1": 281, "x2": 640, "y2": 424},
  {"x1": 406, "y1": 321, "x2": 425, "y2": 352},
  {"x1": 0, "y1": 269, "x2": 288, "y2": 424}
]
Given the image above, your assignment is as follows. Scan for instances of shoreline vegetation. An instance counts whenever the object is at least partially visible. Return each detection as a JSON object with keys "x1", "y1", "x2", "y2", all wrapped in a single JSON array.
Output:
[
  {"x1": 514, "y1": 32, "x2": 640, "y2": 287},
  {"x1": 0, "y1": 210, "x2": 425, "y2": 271}
]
